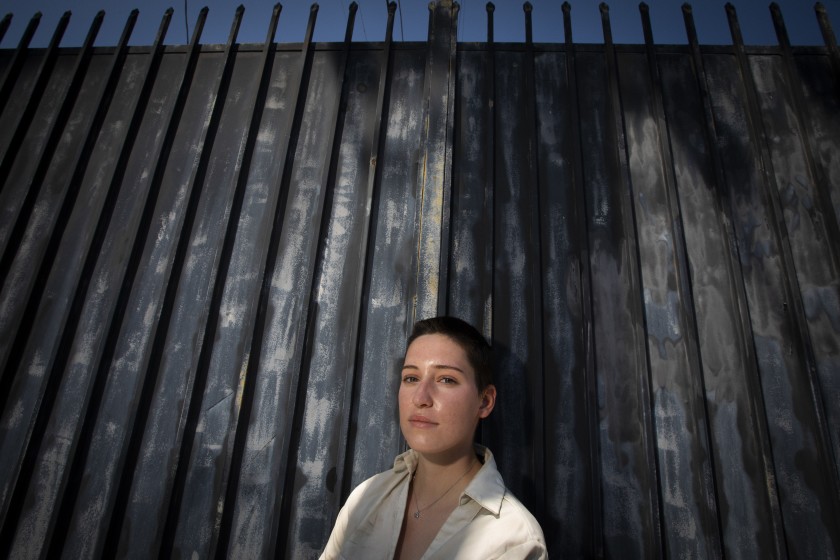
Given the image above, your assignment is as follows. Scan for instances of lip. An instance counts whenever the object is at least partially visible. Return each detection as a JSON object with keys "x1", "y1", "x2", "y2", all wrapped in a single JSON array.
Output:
[{"x1": 408, "y1": 415, "x2": 438, "y2": 427}]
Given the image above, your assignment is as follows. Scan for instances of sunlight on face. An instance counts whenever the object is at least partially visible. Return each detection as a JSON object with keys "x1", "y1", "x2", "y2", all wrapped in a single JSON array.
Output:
[{"x1": 399, "y1": 334, "x2": 495, "y2": 462}]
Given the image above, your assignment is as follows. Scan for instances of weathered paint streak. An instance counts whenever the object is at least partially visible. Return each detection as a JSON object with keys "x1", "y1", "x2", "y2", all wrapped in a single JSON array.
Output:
[{"x1": 1, "y1": 4, "x2": 839, "y2": 559}]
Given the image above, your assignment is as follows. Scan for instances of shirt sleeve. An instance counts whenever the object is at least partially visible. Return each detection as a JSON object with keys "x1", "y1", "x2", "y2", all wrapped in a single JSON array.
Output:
[
  {"x1": 318, "y1": 501, "x2": 351, "y2": 560},
  {"x1": 494, "y1": 539, "x2": 548, "y2": 560},
  {"x1": 318, "y1": 475, "x2": 380, "y2": 560}
]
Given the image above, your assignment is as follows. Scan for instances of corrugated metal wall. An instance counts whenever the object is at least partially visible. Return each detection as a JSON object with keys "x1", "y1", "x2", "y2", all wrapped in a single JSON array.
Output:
[{"x1": 0, "y1": 1, "x2": 838, "y2": 558}]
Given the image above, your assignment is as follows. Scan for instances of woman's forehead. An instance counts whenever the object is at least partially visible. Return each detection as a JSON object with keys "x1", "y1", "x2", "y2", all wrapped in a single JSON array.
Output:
[
  {"x1": 405, "y1": 333, "x2": 466, "y2": 357},
  {"x1": 403, "y1": 334, "x2": 476, "y2": 376}
]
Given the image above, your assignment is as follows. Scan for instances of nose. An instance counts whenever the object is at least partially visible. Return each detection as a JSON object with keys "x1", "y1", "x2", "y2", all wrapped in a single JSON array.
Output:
[{"x1": 412, "y1": 376, "x2": 433, "y2": 407}]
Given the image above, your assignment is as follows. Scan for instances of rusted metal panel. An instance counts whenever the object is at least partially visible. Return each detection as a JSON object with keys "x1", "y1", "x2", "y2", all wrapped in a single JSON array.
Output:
[
  {"x1": 54, "y1": 40, "x2": 201, "y2": 558},
  {"x1": 278, "y1": 43, "x2": 380, "y2": 558},
  {"x1": 619, "y1": 42, "x2": 721, "y2": 557},
  {"x1": 6, "y1": 35, "x2": 153, "y2": 559},
  {"x1": 347, "y1": 43, "x2": 427, "y2": 494},
  {"x1": 0, "y1": 50, "x2": 44, "y2": 181},
  {"x1": 750, "y1": 51, "x2": 840, "y2": 473},
  {"x1": 0, "y1": 11, "x2": 70, "y2": 205},
  {"x1": 450, "y1": 47, "x2": 494, "y2": 331},
  {"x1": 574, "y1": 43, "x2": 661, "y2": 557},
  {"x1": 659, "y1": 45, "x2": 785, "y2": 559},
  {"x1": 704, "y1": 46, "x2": 840, "y2": 557},
  {"x1": 415, "y1": 0, "x2": 458, "y2": 321},
  {"x1": 530, "y1": 46, "x2": 595, "y2": 558},
  {"x1": 0, "y1": 42, "x2": 114, "y2": 543},
  {"x1": 271, "y1": 25, "x2": 359, "y2": 560},
  {"x1": 1, "y1": 2, "x2": 839, "y2": 559},
  {"x1": 481, "y1": 43, "x2": 547, "y2": 519},
  {"x1": 0, "y1": 51, "x2": 77, "y2": 345}
]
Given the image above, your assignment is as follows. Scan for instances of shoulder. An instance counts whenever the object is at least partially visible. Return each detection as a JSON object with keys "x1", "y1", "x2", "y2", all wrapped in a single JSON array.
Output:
[
  {"x1": 458, "y1": 486, "x2": 547, "y2": 560},
  {"x1": 477, "y1": 489, "x2": 546, "y2": 559},
  {"x1": 345, "y1": 468, "x2": 396, "y2": 500},
  {"x1": 498, "y1": 488, "x2": 545, "y2": 544},
  {"x1": 343, "y1": 462, "x2": 405, "y2": 512},
  {"x1": 465, "y1": 447, "x2": 547, "y2": 557},
  {"x1": 338, "y1": 450, "x2": 414, "y2": 522},
  {"x1": 320, "y1": 455, "x2": 412, "y2": 560}
]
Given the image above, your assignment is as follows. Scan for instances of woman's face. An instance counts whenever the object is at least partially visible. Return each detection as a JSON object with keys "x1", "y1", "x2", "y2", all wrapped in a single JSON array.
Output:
[{"x1": 398, "y1": 334, "x2": 495, "y2": 462}]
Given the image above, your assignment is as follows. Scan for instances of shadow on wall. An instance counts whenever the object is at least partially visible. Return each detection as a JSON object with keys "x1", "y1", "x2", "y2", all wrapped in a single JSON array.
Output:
[{"x1": 482, "y1": 341, "x2": 539, "y2": 513}]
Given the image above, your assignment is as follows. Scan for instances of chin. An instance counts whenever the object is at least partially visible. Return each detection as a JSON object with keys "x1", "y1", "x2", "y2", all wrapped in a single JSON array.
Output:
[
  {"x1": 403, "y1": 433, "x2": 440, "y2": 454},
  {"x1": 405, "y1": 436, "x2": 470, "y2": 459}
]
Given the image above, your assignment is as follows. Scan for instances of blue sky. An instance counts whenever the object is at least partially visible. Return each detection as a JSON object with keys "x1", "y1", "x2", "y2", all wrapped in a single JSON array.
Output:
[{"x1": 1, "y1": 0, "x2": 838, "y2": 48}]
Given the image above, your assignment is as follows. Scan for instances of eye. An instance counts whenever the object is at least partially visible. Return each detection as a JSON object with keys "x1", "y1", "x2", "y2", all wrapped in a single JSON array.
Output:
[
  {"x1": 439, "y1": 376, "x2": 458, "y2": 385},
  {"x1": 402, "y1": 374, "x2": 419, "y2": 384}
]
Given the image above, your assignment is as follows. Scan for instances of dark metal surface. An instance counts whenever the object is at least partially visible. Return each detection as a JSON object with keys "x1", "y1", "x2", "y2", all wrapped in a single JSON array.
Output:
[{"x1": 0, "y1": 1, "x2": 838, "y2": 558}]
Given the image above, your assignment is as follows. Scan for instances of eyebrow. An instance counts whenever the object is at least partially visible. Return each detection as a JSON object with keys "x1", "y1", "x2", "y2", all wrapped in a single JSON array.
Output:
[{"x1": 401, "y1": 363, "x2": 466, "y2": 374}]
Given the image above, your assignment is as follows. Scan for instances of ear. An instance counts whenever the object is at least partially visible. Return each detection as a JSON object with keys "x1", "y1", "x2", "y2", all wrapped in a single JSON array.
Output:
[{"x1": 478, "y1": 385, "x2": 497, "y2": 419}]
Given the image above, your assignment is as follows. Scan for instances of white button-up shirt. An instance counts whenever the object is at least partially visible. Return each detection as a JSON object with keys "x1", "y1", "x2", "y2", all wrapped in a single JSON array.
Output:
[{"x1": 320, "y1": 446, "x2": 547, "y2": 559}]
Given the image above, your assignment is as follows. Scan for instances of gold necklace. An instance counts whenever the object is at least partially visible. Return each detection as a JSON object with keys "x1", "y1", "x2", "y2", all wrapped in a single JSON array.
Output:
[{"x1": 412, "y1": 460, "x2": 476, "y2": 519}]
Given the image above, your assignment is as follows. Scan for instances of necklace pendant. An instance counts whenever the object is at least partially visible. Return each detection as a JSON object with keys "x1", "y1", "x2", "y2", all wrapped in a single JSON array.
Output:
[{"x1": 414, "y1": 511, "x2": 421, "y2": 519}]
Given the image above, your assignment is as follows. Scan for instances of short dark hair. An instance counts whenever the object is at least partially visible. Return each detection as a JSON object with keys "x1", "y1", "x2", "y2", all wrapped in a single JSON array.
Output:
[{"x1": 406, "y1": 316, "x2": 493, "y2": 393}]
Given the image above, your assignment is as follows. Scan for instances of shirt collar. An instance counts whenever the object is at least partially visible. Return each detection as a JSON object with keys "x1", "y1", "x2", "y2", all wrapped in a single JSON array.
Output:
[{"x1": 392, "y1": 445, "x2": 506, "y2": 516}]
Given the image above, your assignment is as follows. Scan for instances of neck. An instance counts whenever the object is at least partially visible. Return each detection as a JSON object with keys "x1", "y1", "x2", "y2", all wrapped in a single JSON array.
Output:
[
  {"x1": 412, "y1": 447, "x2": 478, "y2": 494},
  {"x1": 416, "y1": 441, "x2": 477, "y2": 468}
]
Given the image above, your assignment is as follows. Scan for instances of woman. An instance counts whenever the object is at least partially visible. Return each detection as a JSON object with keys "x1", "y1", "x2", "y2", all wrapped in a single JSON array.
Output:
[{"x1": 320, "y1": 316, "x2": 546, "y2": 559}]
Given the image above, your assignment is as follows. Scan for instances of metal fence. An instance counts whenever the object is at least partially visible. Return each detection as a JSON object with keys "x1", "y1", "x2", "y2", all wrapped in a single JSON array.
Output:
[{"x1": 0, "y1": 1, "x2": 838, "y2": 557}]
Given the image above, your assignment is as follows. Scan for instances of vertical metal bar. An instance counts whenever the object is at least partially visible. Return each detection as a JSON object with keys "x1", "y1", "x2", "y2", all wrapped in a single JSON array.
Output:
[
  {"x1": 211, "y1": 4, "x2": 282, "y2": 557},
  {"x1": 640, "y1": 3, "x2": 723, "y2": 557},
  {"x1": 154, "y1": 5, "x2": 245, "y2": 556},
  {"x1": 680, "y1": 5, "x2": 788, "y2": 558},
  {"x1": 522, "y1": 0, "x2": 545, "y2": 522},
  {"x1": 0, "y1": 9, "x2": 142, "y2": 552},
  {"x1": 0, "y1": 13, "x2": 11, "y2": 43},
  {"x1": 250, "y1": 0, "x2": 349, "y2": 552},
  {"x1": 237, "y1": 2, "x2": 317, "y2": 555},
  {"x1": 82, "y1": 7, "x2": 209, "y2": 557},
  {"x1": 478, "y1": 0, "x2": 496, "y2": 448},
  {"x1": 3, "y1": 7, "x2": 136, "y2": 406},
  {"x1": 487, "y1": 1, "x2": 494, "y2": 43},
  {"x1": 162, "y1": 1, "x2": 281, "y2": 554},
  {"x1": 277, "y1": 1, "x2": 364, "y2": 552},
  {"x1": 771, "y1": 4, "x2": 840, "y2": 546},
  {"x1": 436, "y1": 0, "x2": 459, "y2": 317},
  {"x1": 726, "y1": 2, "x2": 840, "y2": 507},
  {"x1": 485, "y1": 0, "x2": 496, "y2": 345},
  {"x1": 771, "y1": 3, "x2": 840, "y2": 277},
  {"x1": 0, "y1": 12, "x2": 40, "y2": 110},
  {"x1": 815, "y1": 3, "x2": 840, "y2": 89},
  {"x1": 0, "y1": 11, "x2": 69, "y2": 196},
  {"x1": 269, "y1": 5, "x2": 323, "y2": 555},
  {"x1": 413, "y1": 0, "x2": 458, "y2": 322},
  {"x1": 40, "y1": 9, "x2": 174, "y2": 558},
  {"x1": 0, "y1": 7, "x2": 105, "y2": 549},
  {"x1": 0, "y1": 8, "x2": 96, "y2": 419},
  {"x1": 599, "y1": 2, "x2": 664, "y2": 556},
  {"x1": 341, "y1": 0, "x2": 396, "y2": 507},
  {"x1": 0, "y1": 10, "x2": 103, "y2": 291},
  {"x1": 727, "y1": 4, "x2": 840, "y2": 553},
  {"x1": 562, "y1": 2, "x2": 602, "y2": 556},
  {"x1": 524, "y1": 2, "x2": 533, "y2": 44}
]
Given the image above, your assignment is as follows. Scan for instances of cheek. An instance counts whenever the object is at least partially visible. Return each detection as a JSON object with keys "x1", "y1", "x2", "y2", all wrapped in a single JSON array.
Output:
[
  {"x1": 397, "y1": 387, "x2": 409, "y2": 411},
  {"x1": 445, "y1": 393, "x2": 480, "y2": 421}
]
